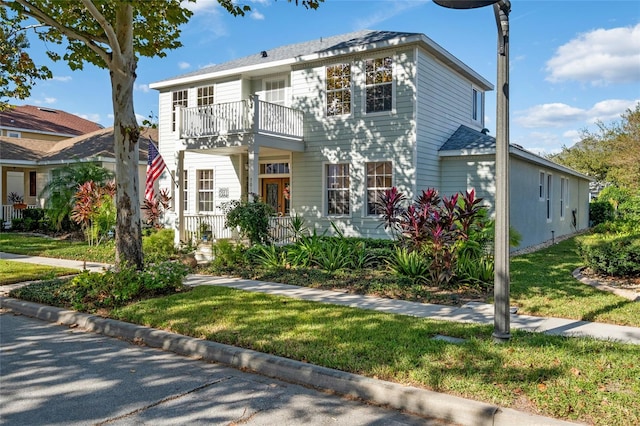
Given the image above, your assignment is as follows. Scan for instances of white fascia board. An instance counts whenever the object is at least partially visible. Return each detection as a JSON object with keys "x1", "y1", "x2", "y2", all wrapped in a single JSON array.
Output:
[
  {"x1": 439, "y1": 146, "x2": 593, "y2": 181},
  {"x1": 0, "y1": 125, "x2": 78, "y2": 138},
  {"x1": 0, "y1": 159, "x2": 38, "y2": 166}
]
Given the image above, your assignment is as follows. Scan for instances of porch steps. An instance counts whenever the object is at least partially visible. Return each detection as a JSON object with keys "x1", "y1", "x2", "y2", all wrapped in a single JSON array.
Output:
[{"x1": 194, "y1": 243, "x2": 213, "y2": 264}]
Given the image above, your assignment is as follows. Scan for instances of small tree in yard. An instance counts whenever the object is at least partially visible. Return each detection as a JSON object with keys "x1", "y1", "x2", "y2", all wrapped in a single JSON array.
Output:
[
  {"x1": 378, "y1": 187, "x2": 486, "y2": 286},
  {"x1": 223, "y1": 196, "x2": 275, "y2": 246},
  {"x1": 71, "y1": 180, "x2": 116, "y2": 246},
  {"x1": 1, "y1": 0, "x2": 322, "y2": 269}
]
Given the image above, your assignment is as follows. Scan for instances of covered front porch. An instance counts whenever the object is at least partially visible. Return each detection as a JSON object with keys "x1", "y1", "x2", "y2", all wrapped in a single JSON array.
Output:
[{"x1": 172, "y1": 95, "x2": 304, "y2": 247}]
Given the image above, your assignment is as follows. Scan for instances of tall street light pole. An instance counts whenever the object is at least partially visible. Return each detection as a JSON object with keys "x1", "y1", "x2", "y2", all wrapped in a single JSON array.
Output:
[{"x1": 433, "y1": 0, "x2": 511, "y2": 342}]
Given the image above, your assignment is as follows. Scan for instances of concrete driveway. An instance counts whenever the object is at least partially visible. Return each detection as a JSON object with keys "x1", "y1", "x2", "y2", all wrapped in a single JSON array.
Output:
[{"x1": 0, "y1": 311, "x2": 438, "y2": 426}]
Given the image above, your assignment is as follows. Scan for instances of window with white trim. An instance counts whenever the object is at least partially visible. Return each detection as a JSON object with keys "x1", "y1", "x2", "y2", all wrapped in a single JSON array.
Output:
[
  {"x1": 7, "y1": 131, "x2": 21, "y2": 138},
  {"x1": 539, "y1": 171, "x2": 545, "y2": 200},
  {"x1": 197, "y1": 169, "x2": 214, "y2": 212},
  {"x1": 326, "y1": 164, "x2": 350, "y2": 216},
  {"x1": 326, "y1": 63, "x2": 351, "y2": 116},
  {"x1": 264, "y1": 79, "x2": 286, "y2": 105},
  {"x1": 560, "y1": 177, "x2": 569, "y2": 219},
  {"x1": 183, "y1": 170, "x2": 189, "y2": 211},
  {"x1": 365, "y1": 56, "x2": 393, "y2": 113},
  {"x1": 172, "y1": 89, "x2": 188, "y2": 132},
  {"x1": 472, "y1": 87, "x2": 484, "y2": 123},
  {"x1": 366, "y1": 161, "x2": 392, "y2": 215},
  {"x1": 546, "y1": 174, "x2": 552, "y2": 221},
  {"x1": 197, "y1": 86, "x2": 214, "y2": 106}
]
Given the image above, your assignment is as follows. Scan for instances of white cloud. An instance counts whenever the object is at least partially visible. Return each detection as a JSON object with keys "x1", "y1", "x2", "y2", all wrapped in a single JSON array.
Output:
[
  {"x1": 52, "y1": 76, "x2": 72, "y2": 82},
  {"x1": 353, "y1": 0, "x2": 427, "y2": 30},
  {"x1": 178, "y1": 61, "x2": 191, "y2": 70},
  {"x1": 76, "y1": 113, "x2": 101, "y2": 123},
  {"x1": 251, "y1": 10, "x2": 265, "y2": 20},
  {"x1": 134, "y1": 83, "x2": 150, "y2": 93},
  {"x1": 546, "y1": 23, "x2": 640, "y2": 85},
  {"x1": 515, "y1": 99, "x2": 639, "y2": 128}
]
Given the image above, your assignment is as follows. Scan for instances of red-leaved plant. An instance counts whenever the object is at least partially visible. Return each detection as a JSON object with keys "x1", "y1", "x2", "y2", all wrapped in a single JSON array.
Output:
[
  {"x1": 377, "y1": 187, "x2": 485, "y2": 286},
  {"x1": 142, "y1": 188, "x2": 171, "y2": 229},
  {"x1": 71, "y1": 180, "x2": 116, "y2": 245}
]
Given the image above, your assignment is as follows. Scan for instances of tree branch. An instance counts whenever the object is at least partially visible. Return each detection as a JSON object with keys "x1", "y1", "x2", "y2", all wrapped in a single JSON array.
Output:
[
  {"x1": 80, "y1": 0, "x2": 122, "y2": 65},
  {"x1": 8, "y1": 0, "x2": 112, "y2": 66}
]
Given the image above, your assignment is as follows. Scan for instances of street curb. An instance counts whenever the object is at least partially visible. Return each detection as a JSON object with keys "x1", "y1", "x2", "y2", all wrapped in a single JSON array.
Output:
[{"x1": 0, "y1": 297, "x2": 581, "y2": 426}]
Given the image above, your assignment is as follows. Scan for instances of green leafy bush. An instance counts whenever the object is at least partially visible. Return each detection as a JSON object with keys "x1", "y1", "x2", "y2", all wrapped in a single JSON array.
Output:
[
  {"x1": 577, "y1": 232, "x2": 640, "y2": 276},
  {"x1": 143, "y1": 228, "x2": 177, "y2": 263},
  {"x1": 223, "y1": 197, "x2": 275, "y2": 245},
  {"x1": 211, "y1": 239, "x2": 247, "y2": 271},
  {"x1": 10, "y1": 262, "x2": 190, "y2": 312},
  {"x1": 589, "y1": 201, "x2": 614, "y2": 226}
]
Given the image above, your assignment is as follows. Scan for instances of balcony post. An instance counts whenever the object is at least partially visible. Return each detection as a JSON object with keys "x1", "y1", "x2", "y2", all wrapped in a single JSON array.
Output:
[{"x1": 174, "y1": 150, "x2": 185, "y2": 247}]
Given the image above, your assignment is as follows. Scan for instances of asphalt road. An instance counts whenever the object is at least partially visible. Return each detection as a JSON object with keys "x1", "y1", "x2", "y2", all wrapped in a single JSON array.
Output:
[{"x1": 0, "y1": 311, "x2": 440, "y2": 426}]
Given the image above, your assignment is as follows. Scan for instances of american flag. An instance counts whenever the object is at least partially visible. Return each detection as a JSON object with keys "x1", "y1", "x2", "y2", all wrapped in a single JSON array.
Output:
[{"x1": 145, "y1": 141, "x2": 166, "y2": 202}]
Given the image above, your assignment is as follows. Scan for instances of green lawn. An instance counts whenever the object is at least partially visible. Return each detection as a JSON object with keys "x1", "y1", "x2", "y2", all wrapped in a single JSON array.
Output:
[
  {"x1": 0, "y1": 233, "x2": 115, "y2": 263},
  {"x1": 112, "y1": 285, "x2": 640, "y2": 425},
  {"x1": 4, "y1": 231, "x2": 640, "y2": 425},
  {"x1": 0, "y1": 260, "x2": 78, "y2": 285}
]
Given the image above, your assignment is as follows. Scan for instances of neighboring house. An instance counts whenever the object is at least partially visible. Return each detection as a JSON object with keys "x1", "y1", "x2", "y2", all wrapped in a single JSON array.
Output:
[
  {"x1": 149, "y1": 30, "x2": 591, "y2": 250},
  {"x1": 0, "y1": 104, "x2": 103, "y2": 141},
  {"x1": 1, "y1": 126, "x2": 156, "y2": 225}
]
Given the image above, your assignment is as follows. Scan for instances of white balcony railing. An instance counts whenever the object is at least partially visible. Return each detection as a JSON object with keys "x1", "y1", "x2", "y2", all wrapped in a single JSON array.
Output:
[{"x1": 179, "y1": 97, "x2": 303, "y2": 141}]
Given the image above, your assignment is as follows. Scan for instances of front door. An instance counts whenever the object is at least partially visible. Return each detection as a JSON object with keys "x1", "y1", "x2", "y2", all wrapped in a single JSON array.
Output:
[{"x1": 262, "y1": 178, "x2": 290, "y2": 216}]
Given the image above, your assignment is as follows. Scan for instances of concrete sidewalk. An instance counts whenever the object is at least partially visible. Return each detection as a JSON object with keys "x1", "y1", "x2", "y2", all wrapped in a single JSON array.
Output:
[{"x1": 2, "y1": 252, "x2": 638, "y2": 425}]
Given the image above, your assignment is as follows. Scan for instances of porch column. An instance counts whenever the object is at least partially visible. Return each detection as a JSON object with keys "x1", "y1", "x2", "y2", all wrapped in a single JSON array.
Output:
[
  {"x1": 174, "y1": 150, "x2": 185, "y2": 247},
  {"x1": 247, "y1": 144, "x2": 259, "y2": 199}
]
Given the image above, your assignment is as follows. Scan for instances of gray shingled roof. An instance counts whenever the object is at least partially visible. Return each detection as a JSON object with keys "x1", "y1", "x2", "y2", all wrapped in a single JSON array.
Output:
[
  {"x1": 0, "y1": 127, "x2": 157, "y2": 163},
  {"x1": 155, "y1": 30, "x2": 420, "y2": 83},
  {"x1": 439, "y1": 125, "x2": 496, "y2": 151}
]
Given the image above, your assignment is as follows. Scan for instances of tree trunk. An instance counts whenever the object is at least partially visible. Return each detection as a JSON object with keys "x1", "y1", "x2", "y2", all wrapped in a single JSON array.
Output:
[{"x1": 110, "y1": 4, "x2": 143, "y2": 270}]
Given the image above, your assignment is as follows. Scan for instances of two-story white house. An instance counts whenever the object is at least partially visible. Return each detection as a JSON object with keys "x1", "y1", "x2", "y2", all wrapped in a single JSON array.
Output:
[{"x1": 150, "y1": 30, "x2": 591, "y2": 250}]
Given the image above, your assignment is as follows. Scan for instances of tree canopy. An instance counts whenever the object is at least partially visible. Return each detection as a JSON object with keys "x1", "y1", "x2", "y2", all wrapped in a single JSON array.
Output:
[
  {"x1": 0, "y1": 0, "x2": 322, "y2": 269},
  {"x1": 548, "y1": 103, "x2": 640, "y2": 192}
]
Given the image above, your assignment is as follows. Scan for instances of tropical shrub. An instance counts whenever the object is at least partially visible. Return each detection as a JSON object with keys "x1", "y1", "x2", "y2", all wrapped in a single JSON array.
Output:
[
  {"x1": 378, "y1": 187, "x2": 486, "y2": 286},
  {"x1": 40, "y1": 163, "x2": 114, "y2": 231},
  {"x1": 211, "y1": 239, "x2": 248, "y2": 271},
  {"x1": 142, "y1": 188, "x2": 171, "y2": 229},
  {"x1": 387, "y1": 247, "x2": 430, "y2": 283},
  {"x1": 223, "y1": 196, "x2": 275, "y2": 245},
  {"x1": 70, "y1": 180, "x2": 116, "y2": 245}
]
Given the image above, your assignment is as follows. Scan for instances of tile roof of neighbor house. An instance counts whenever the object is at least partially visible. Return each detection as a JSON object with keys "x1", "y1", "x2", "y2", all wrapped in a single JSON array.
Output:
[
  {"x1": 0, "y1": 105, "x2": 103, "y2": 136},
  {"x1": 156, "y1": 30, "x2": 419, "y2": 83},
  {"x1": 0, "y1": 127, "x2": 158, "y2": 163}
]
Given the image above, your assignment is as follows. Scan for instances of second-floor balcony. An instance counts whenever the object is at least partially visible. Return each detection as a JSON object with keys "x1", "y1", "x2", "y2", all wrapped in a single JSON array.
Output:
[{"x1": 178, "y1": 96, "x2": 304, "y2": 145}]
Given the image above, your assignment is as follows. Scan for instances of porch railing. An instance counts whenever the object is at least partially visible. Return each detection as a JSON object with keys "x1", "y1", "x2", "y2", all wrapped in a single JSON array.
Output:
[
  {"x1": 182, "y1": 214, "x2": 294, "y2": 245},
  {"x1": 2, "y1": 204, "x2": 38, "y2": 228},
  {"x1": 179, "y1": 97, "x2": 303, "y2": 141}
]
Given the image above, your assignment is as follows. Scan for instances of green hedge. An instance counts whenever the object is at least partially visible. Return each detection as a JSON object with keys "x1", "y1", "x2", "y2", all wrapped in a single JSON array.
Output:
[{"x1": 577, "y1": 232, "x2": 640, "y2": 276}]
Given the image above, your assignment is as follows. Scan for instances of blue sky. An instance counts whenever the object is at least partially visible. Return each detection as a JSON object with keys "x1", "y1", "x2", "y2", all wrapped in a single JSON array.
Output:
[{"x1": 18, "y1": 0, "x2": 640, "y2": 155}]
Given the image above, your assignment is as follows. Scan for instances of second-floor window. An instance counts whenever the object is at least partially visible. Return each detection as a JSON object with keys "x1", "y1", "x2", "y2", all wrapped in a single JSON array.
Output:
[
  {"x1": 472, "y1": 88, "x2": 484, "y2": 123},
  {"x1": 265, "y1": 79, "x2": 286, "y2": 105},
  {"x1": 197, "y1": 86, "x2": 214, "y2": 106},
  {"x1": 197, "y1": 169, "x2": 214, "y2": 212},
  {"x1": 365, "y1": 56, "x2": 393, "y2": 113},
  {"x1": 326, "y1": 164, "x2": 350, "y2": 216},
  {"x1": 172, "y1": 89, "x2": 188, "y2": 132},
  {"x1": 326, "y1": 63, "x2": 351, "y2": 116},
  {"x1": 366, "y1": 161, "x2": 392, "y2": 215}
]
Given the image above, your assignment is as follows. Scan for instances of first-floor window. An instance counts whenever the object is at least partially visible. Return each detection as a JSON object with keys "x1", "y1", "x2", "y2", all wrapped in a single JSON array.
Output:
[
  {"x1": 539, "y1": 171, "x2": 545, "y2": 200},
  {"x1": 560, "y1": 177, "x2": 569, "y2": 219},
  {"x1": 326, "y1": 164, "x2": 350, "y2": 215},
  {"x1": 366, "y1": 161, "x2": 392, "y2": 215},
  {"x1": 197, "y1": 169, "x2": 214, "y2": 212}
]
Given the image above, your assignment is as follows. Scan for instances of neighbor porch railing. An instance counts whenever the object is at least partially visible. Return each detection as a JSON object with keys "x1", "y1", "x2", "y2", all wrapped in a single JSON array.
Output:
[
  {"x1": 179, "y1": 97, "x2": 304, "y2": 140},
  {"x1": 182, "y1": 214, "x2": 294, "y2": 245},
  {"x1": 2, "y1": 204, "x2": 38, "y2": 228}
]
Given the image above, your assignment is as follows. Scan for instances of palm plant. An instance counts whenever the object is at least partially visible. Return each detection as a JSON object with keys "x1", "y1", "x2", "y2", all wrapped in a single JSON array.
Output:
[{"x1": 40, "y1": 163, "x2": 114, "y2": 231}]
